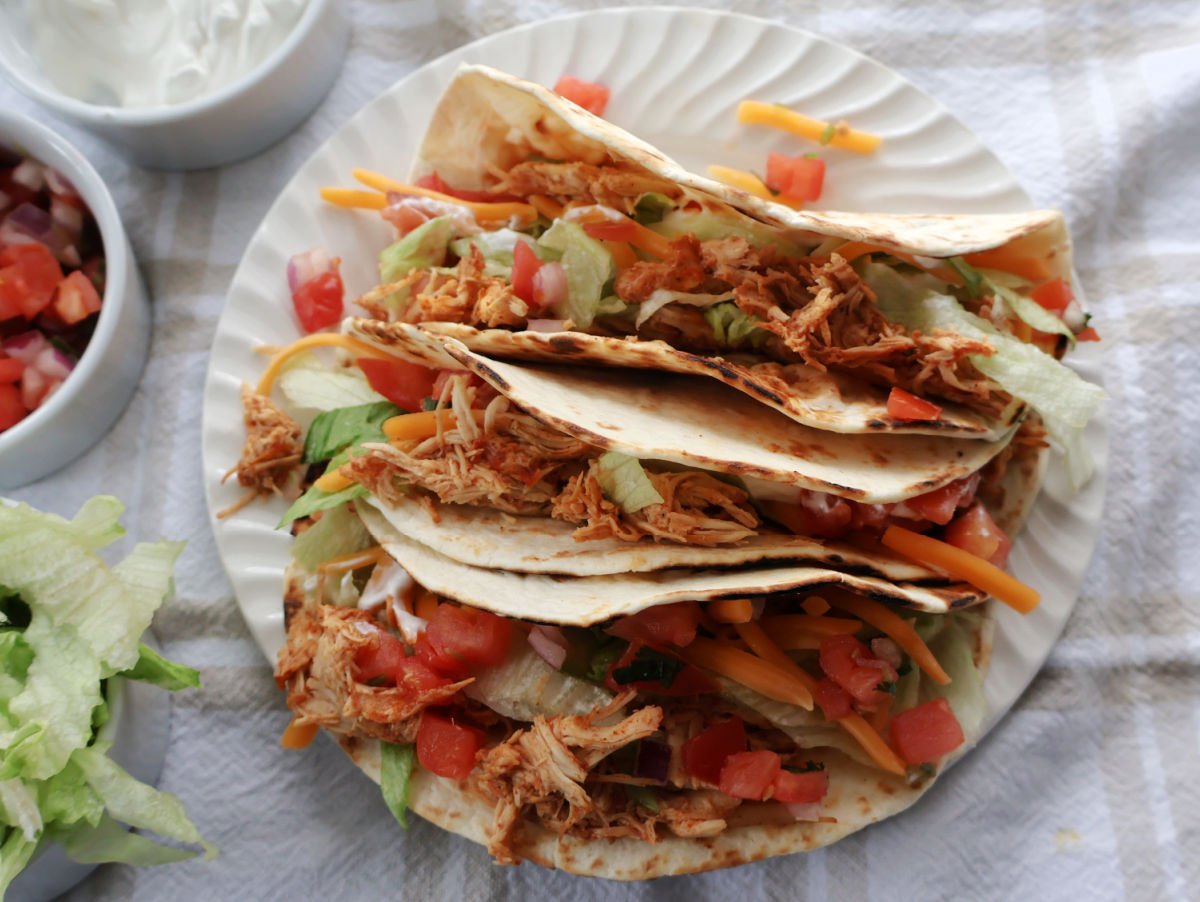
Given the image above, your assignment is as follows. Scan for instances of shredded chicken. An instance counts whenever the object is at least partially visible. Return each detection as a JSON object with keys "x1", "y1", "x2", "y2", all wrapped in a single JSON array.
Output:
[
  {"x1": 552, "y1": 461, "x2": 760, "y2": 546},
  {"x1": 494, "y1": 161, "x2": 681, "y2": 213},
  {"x1": 218, "y1": 386, "x2": 304, "y2": 517},
  {"x1": 471, "y1": 691, "x2": 663, "y2": 864},
  {"x1": 402, "y1": 245, "x2": 528, "y2": 328},
  {"x1": 276, "y1": 604, "x2": 468, "y2": 744}
]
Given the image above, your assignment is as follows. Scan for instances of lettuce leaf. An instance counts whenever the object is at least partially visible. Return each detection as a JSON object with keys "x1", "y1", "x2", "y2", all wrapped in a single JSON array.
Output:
[
  {"x1": 705, "y1": 302, "x2": 766, "y2": 349},
  {"x1": 52, "y1": 814, "x2": 198, "y2": 866},
  {"x1": 291, "y1": 501, "x2": 373, "y2": 572},
  {"x1": 450, "y1": 229, "x2": 538, "y2": 278},
  {"x1": 979, "y1": 269, "x2": 1074, "y2": 343},
  {"x1": 379, "y1": 743, "x2": 416, "y2": 829},
  {"x1": 119, "y1": 644, "x2": 201, "y2": 692},
  {"x1": 635, "y1": 289, "x2": 734, "y2": 328},
  {"x1": 303, "y1": 401, "x2": 401, "y2": 464},
  {"x1": 279, "y1": 356, "x2": 386, "y2": 413},
  {"x1": 279, "y1": 480, "x2": 367, "y2": 528},
  {"x1": 650, "y1": 208, "x2": 805, "y2": 255},
  {"x1": 537, "y1": 220, "x2": 614, "y2": 329},
  {"x1": 924, "y1": 617, "x2": 986, "y2": 742},
  {"x1": 379, "y1": 216, "x2": 454, "y2": 282},
  {"x1": 595, "y1": 452, "x2": 664, "y2": 513},
  {"x1": 862, "y1": 261, "x2": 1105, "y2": 486}
]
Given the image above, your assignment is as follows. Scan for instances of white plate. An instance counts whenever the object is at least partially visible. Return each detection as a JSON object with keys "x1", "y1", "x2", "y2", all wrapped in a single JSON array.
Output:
[{"x1": 201, "y1": 8, "x2": 1106, "y2": 739}]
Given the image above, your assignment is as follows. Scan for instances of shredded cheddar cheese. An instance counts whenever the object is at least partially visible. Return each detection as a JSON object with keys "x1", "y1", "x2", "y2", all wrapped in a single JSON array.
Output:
[{"x1": 737, "y1": 100, "x2": 882, "y2": 154}]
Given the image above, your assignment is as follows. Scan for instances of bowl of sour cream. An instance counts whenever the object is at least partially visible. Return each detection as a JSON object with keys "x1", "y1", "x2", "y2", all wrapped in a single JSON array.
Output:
[{"x1": 0, "y1": 0, "x2": 350, "y2": 170}]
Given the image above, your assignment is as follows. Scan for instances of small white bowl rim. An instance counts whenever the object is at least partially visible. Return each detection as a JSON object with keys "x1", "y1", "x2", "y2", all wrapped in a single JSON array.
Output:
[
  {"x1": 0, "y1": 110, "x2": 132, "y2": 461},
  {"x1": 0, "y1": 0, "x2": 330, "y2": 126}
]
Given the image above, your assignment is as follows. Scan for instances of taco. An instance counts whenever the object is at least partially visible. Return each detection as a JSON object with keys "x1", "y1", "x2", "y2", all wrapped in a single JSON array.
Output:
[
  {"x1": 329, "y1": 64, "x2": 1103, "y2": 485},
  {"x1": 275, "y1": 529, "x2": 993, "y2": 878}
]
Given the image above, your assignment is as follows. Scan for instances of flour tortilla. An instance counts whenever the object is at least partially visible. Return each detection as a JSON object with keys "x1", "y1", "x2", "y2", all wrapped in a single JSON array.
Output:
[
  {"x1": 347, "y1": 319, "x2": 1017, "y2": 505},
  {"x1": 282, "y1": 564, "x2": 991, "y2": 878},
  {"x1": 408, "y1": 64, "x2": 1073, "y2": 438}
]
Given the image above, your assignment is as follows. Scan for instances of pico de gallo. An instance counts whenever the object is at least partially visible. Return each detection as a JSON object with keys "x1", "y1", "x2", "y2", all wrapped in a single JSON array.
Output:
[{"x1": 0, "y1": 150, "x2": 105, "y2": 433}]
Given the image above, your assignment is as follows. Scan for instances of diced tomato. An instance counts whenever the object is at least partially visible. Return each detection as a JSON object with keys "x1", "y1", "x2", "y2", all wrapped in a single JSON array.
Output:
[
  {"x1": 604, "y1": 640, "x2": 717, "y2": 696},
  {"x1": 393, "y1": 655, "x2": 453, "y2": 694},
  {"x1": 850, "y1": 502, "x2": 891, "y2": 532},
  {"x1": 1077, "y1": 326, "x2": 1101, "y2": 342},
  {"x1": 765, "y1": 153, "x2": 825, "y2": 203},
  {"x1": 943, "y1": 502, "x2": 1011, "y2": 566},
  {"x1": 421, "y1": 603, "x2": 512, "y2": 678},
  {"x1": 889, "y1": 698, "x2": 964, "y2": 765},
  {"x1": 52, "y1": 270, "x2": 103, "y2": 325},
  {"x1": 582, "y1": 219, "x2": 637, "y2": 243},
  {"x1": 765, "y1": 496, "x2": 854, "y2": 539},
  {"x1": 1031, "y1": 277, "x2": 1073, "y2": 315},
  {"x1": 291, "y1": 269, "x2": 343, "y2": 333},
  {"x1": 553, "y1": 76, "x2": 610, "y2": 116},
  {"x1": 531, "y1": 261, "x2": 567, "y2": 314},
  {"x1": 416, "y1": 709, "x2": 485, "y2": 780},
  {"x1": 819, "y1": 635, "x2": 897, "y2": 708},
  {"x1": 354, "y1": 628, "x2": 408, "y2": 684},
  {"x1": 0, "y1": 384, "x2": 24, "y2": 429},
  {"x1": 357, "y1": 358, "x2": 439, "y2": 413},
  {"x1": 511, "y1": 239, "x2": 543, "y2": 305},
  {"x1": 814, "y1": 676, "x2": 853, "y2": 720},
  {"x1": 905, "y1": 474, "x2": 980, "y2": 526},
  {"x1": 773, "y1": 768, "x2": 829, "y2": 804},
  {"x1": 383, "y1": 203, "x2": 430, "y2": 236},
  {"x1": 0, "y1": 243, "x2": 64, "y2": 319},
  {"x1": 681, "y1": 716, "x2": 747, "y2": 785},
  {"x1": 606, "y1": 602, "x2": 701, "y2": 647},
  {"x1": 718, "y1": 750, "x2": 781, "y2": 801},
  {"x1": 887, "y1": 387, "x2": 943, "y2": 422},
  {"x1": 0, "y1": 357, "x2": 21, "y2": 383}
]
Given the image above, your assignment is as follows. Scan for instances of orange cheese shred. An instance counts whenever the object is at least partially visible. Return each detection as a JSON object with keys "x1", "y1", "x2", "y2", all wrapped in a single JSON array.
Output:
[
  {"x1": 822, "y1": 589, "x2": 951, "y2": 684},
  {"x1": 352, "y1": 168, "x2": 537, "y2": 223},
  {"x1": 678, "y1": 637, "x2": 814, "y2": 711}
]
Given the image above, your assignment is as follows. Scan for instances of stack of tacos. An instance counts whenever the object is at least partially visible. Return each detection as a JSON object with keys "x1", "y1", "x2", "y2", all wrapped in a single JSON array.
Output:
[{"x1": 235, "y1": 65, "x2": 1102, "y2": 877}]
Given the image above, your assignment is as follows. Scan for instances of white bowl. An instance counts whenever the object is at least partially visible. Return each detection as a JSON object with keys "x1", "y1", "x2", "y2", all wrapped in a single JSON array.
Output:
[
  {"x1": 0, "y1": 111, "x2": 150, "y2": 489},
  {"x1": 7, "y1": 646, "x2": 172, "y2": 902},
  {"x1": 0, "y1": 0, "x2": 350, "y2": 170}
]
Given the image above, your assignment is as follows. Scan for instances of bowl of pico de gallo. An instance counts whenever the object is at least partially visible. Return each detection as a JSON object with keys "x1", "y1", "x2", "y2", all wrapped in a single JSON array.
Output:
[{"x1": 0, "y1": 110, "x2": 149, "y2": 488}]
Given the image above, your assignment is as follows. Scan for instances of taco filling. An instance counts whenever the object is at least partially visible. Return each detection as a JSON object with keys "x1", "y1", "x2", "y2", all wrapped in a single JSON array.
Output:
[{"x1": 278, "y1": 549, "x2": 987, "y2": 865}]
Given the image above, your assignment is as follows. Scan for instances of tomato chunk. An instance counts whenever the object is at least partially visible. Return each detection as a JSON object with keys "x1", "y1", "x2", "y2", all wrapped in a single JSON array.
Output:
[
  {"x1": 943, "y1": 502, "x2": 1011, "y2": 567},
  {"x1": 905, "y1": 474, "x2": 980, "y2": 526},
  {"x1": 0, "y1": 243, "x2": 63, "y2": 319},
  {"x1": 773, "y1": 769, "x2": 829, "y2": 804},
  {"x1": 887, "y1": 387, "x2": 943, "y2": 422},
  {"x1": 0, "y1": 384, "x2": 24, "y2": 430},
  {"x1": 765, "y1": 153, "x2": 825, "y2": 203},
  {"x1": 421, "y1": 604, "x2": 512, "y2": 678},
  {"x1": 511, "y1": 239, "x2": 543, "y2": 305},
  {"x1": 819, "y1": 635, "x2": 897, "y2": 708},
  {"x1": 353, "y1": 628, "x2": 407, "y2": 684},
  {"x1": 681, "y1": 716, "x2": 747, "y2": 785},
  {"x1": 606, "y1": 602, "x2": 701, "y2": 647},
  {"x1": 357, "y1": 358, "x2": 439, "y2": 413},
  {"x1": 291, "y1": 268, "x2": 344, "y2": 332},
  {"x1": 52, "y1": 270, "x2": 103, "y2": 325},
  {"x1": 1031, "y1": 277, "x2": 1073, "y2": 315},
  {"x1": 393, "y1": 655, "x2": 453, "y2": 694},
  {"x1": 719, "y1": 750, "x2": 781, "y2": 800},
  {"x1": 416, "y1": 710, "x2": 484, "y2": 780},
  {"x1": 0, "y1": 357, "x2": 22, "y2": 384},
  {"x1": 1077, "y1": 326, "x2": 1100, "y2": 342},
  {"x1": 553, "y1": 76, "x2": 610, "y2": 116},
  {"x1": 890, "y1": 698, "x2": 964, "y2": 765},
  {"x1": 814, "y1": 676, "x2": 853, "y2": 720}
]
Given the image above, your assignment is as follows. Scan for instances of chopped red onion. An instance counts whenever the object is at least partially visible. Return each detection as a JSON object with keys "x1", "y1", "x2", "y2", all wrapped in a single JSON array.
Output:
[
  {"x1": 527, "y1": 319, "x2": 567, "y2": 333},
  {"x1": 50, "y1": 197, "x2": 83, "y2": 233},
  {"x1": 11, "y1": 159, "x2": 44, "y2": 192},
  {"x1": 286, "y1": 246, "x2": 334, "y2": 293},
  {"x1": 34, "y1": 346, "x2": 75, "y2": 381},
  {"x1": 634, "y1": 741, "x2": 672, "y2": 784},
  {"x1": 60, "y1": 244, "x2": 82, "y2": 268},
  {"x1": 530, "y1": 262, "x2": 567, "y2": 314},
  {"x1": 528, "y1": 625, "x2": 568, "y2": 670},
  {"x1": 3, "y1": 332, "x2": 47, "y2": 365},
  {"x1": 784, "y1": 802, "x2": 822, "y2": 821},
  {"x1": 20, "y1": 366, "x2": 46, "y2": 409},
  {"x1": 871, "y1": 638, "x2": 903, "y2": 671},
  {"x1": 1, "y1": 203, "x2": 53, "y2": 246},
  {"x1": 43, "y1": 167, "x2": 78, "y2": 199}
]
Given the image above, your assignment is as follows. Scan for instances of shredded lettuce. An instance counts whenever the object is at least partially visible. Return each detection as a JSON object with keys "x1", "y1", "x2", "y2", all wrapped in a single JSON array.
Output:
[
  {"x1": 379, "y1": 216, "x2": 455, "y2": 282},
  {"x1": 379, "y1": 742, "x2": 416, "y2": 829},
  {"x1": 924, "y1": 617, "x2": 986, "y2": 742},
  {"x1": 537, "y1": 220, "x2": 614, "y2": 328},
  {"x1": 979, "y1": 269, "x2": 1075, "y2": 343},
  {"x1": 450, "y1": 229, "x2": 538, "y2": 278},
  {"x1": 0, "y1": 498, "x2": 209, "y2": 894},
  {"x1": 650, "y1": 208, "x2": 805, "y2": 255},
  {"x1": 862, "y1": 261, "x2": 1105, "y2": 487},
  {"x1": 303, "y1": 401, "x2": 401, "y2": 464},
  {"x1": 464, "y1": 640, "x2": 613, "y2": 721},
  {"x1": 118, "y1": 644, "x2": 201, "y2": 692},
  {"x1": 279, "y1": 355, "x2": 386, "y2": 413},
  {"x1": 635, "y1": 289, "x2": 734, "y2": 328},
  {"x1": 595, "y1": 452, "x2": 664, "y2": 514},
  {"x1": 705, "y1": 302, "x2": 766, "y2": 349},
  {"x1": 279, "y1": 479, "x2": 367, "y2": 528},
  {"x1": 292, "y1": 502, "x2": 373, "y2": 572}
]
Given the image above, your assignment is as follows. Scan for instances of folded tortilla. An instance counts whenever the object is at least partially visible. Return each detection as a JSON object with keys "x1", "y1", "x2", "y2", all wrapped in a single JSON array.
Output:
[{"x1": 396, "y1": 64, "x2": 1075, "y2": 439}]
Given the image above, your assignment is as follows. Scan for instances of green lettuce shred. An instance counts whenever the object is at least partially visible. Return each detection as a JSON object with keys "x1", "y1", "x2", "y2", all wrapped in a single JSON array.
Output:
[
  {"x1": 595, "y1": 452, "x2": 664, "y2": 513},
  {"x1": 379, "y1": 216, "x2": 454, "y2": 282},
  {"x1": 380, "y1": 743, "x2": 416, "y2": 829},
  {"x1": 705, "y1": 302, "x2": 766, "y2": 349},
  {"x1": 118, "y1": 644, "x2": 200, "y2": 692},
  {"x1": 537, "y1": 220, "x2": 615, "y2": 328},
  {"x1": 291, "y1": 502, "x2": 373, "y2": 572},
  {"x1": 303, "y1": 401, "x2": 401, "y2": 464},
  {"x1": 650, "y1": 209, "x2": 805, "y2": 255},
  {"x1": 979, "y1": 269, "x2": 1075, "y2": 343}
]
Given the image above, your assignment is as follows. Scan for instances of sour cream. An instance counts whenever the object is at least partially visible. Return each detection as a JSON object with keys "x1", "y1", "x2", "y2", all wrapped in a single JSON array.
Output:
[{"x1": 26, "y1": 0, "x2": 308, "y2": 108}]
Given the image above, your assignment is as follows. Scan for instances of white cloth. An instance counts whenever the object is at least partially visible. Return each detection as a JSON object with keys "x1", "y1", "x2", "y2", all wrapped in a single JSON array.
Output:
[{"x1": 3, "y1": 1, "x2": 1198, "y2": 898}]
